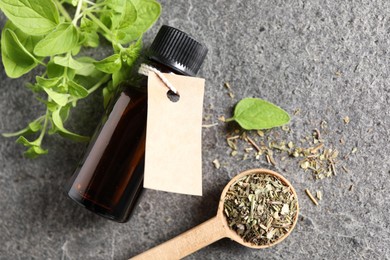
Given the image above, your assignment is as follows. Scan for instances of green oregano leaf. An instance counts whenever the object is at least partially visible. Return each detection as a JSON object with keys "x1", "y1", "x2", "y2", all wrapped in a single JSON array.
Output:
[
  {"x1": 80, "y1": 17, "x2": 99, "y2": 48},
  {"x1": 116, "y1": 0, "x2": 161, "y2": 44},
  {"x1": 3, "y1": 21, "x2": 43, "y2": 53},
  {"x1": 226, "y1": 98, "x2": 290, "y2": 130},
  {"x1": 117, "y1": 0, "x2": 137, "y2": 30},
  {"x1": 34, "y1": 23, "x2": 79, "y2": 56},
  {"x1": 47, "y1": 61, "x2": 76, "y2": 79},
  {"x1": 121, "y1": 38, "x2": 142, "y2": 66},
  {"x1": 68, "y1": 80, "x2": 89, "y2": 98},
  {"x1": 43, "y1": 88, "x2": 69, "y2": 107},
  {"x1": 94, "y1": 54, "x2": 122, "y2": 73},
  {"x1": 0, "y1": 0, "x2": 59, "y2": 35},
  {"x1": 0, "y1": 0, "x2": 160, "y2": 158},
  {"x1": 16, "y1": 135, "x2": 48, "y2": 158},
  {"x1": 105, "y1": 0, "x2": 137, "y2": 32},
  {"x1": 36, "y1": 76, "x2": 62, "y2": 88},
  {"x1": 53, "y1": 55, "x2": 84, "y2": 70},
  {"x1": 24, "y1": 145, "x2": 48, "y2": 158},
  {"x1": 1, "y1": 28, "x2": 39, "y2": 78},
  {"x1": 16, "y1": 136, "x2": 40, "y2": 147},
  {"x1": 52, "y1": 109, "x2": 89, "y2": 142},
  {"x1": 72, "y1": 57, "x2": 97, "y2": 77},
  {"x1": 59, "y1": 104, "x2": 71, "y2": 122}
]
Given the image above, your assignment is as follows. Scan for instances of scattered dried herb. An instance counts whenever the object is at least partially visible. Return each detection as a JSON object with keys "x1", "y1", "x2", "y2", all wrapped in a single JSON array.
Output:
[
  {"x1": 224, "y1": 127, "x2": 340, "y2": 180},
  {"x1": 219, "y1": 84, "x2": 356, "y2": 208},
  {"x1": 316, "y1": 190, "x2": 323, "y2": 201},
  {"x1": 224, "y1": 82, "x2": 235, "y2": 99},
  {"x1": 305, "y1": 189, "x2": 318, "y2": 206},
  {"x1": 213, "y1": 159, "x2": 221, "y2": 169},
  {"x1": 224, "y1": 173, "x2": 298, "y2": 246}
]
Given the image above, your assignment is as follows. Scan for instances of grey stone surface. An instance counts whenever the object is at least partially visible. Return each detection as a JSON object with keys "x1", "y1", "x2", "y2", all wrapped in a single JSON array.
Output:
[{"x1": 1, "y1": 0, "x2": 390, "y2": 259}]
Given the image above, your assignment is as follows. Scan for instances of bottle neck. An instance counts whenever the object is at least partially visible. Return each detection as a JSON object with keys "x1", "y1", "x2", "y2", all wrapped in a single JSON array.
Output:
[
  {"x1": 145, "y1": 59, "x2": 190, "y2": 76},
  {"x1": 123, "y1": 58, "x2": 192, "y2": 94}
]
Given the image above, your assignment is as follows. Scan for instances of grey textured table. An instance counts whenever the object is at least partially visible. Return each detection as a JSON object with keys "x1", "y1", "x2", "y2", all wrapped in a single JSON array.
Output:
[{"x1": 1, "y1": 1, "x2": 390, "y2": 259}]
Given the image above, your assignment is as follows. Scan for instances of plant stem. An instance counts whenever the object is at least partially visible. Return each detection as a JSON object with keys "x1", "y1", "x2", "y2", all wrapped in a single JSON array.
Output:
[
  {"x1": 85, "y1": 11, "x2": 113, "y2": 38},
  {"x1": 54, "y1": 0, "x2": 72, "y2": 22},
  {"x1": 88, "y1": 74, "x2": 111, "y2": 94},
  {"x1": 84, "y1": 0, "x2": 98, "y2": 6},
  {"x1": 1, "y1": 116, "x2": 45, "y2": 137},
  {"x1": 72, "y1": 0, "x2": 84, "y2": 26},
  {"x1": 83, "y1": 7, "x2": 125, "y2": 51},
  {"x1": 37, "y1": 111, "x2": 50, "y2": 145},
  {"x1": 67, "y1": 74, "x2": 111, "y2": 103},
  {"x1": 35, "y1": 58, "x2": 47, "y2": 67}
]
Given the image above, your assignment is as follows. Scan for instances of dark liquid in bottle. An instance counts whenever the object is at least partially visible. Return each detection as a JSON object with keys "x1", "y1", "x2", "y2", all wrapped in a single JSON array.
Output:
[
  {"x1": 67, "y1": 85, "x2": 147, "y2": 222},
  {"x1": 66, "y1": 24, "x2": 207, "y2": 222}
]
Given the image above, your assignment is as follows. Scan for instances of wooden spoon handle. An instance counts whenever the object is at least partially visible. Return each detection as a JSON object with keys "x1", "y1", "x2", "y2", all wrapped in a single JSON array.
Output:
[{"x1": 130, "y1": 216, "x2": 227, "y2": 260}]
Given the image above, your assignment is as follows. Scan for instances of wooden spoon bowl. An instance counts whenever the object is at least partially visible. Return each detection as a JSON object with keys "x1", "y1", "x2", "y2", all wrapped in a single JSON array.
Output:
[
  {"x1": 131, "y1": 168, "x2": 299, "y2": 259},
  {"x1": 217, "y1": 168, "x2": 299, "y2": 249}
]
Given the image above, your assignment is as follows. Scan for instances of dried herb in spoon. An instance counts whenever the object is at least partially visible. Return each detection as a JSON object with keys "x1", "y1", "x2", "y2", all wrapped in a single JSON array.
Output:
[{"x1": 223, "y1": 173, "x2": 298, "y2": 246}]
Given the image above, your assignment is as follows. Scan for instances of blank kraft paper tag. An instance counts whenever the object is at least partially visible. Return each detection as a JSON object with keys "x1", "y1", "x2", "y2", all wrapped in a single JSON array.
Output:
[{"x1": 144, "y1": 72, "x2": 205, "y2": 196}]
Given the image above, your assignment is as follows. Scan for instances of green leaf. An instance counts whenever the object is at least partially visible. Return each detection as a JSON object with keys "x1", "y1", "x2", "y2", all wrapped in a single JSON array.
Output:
[
  {"x1": 94, "y1": 54, "x2": 122, "y2": 73},
  {"x1": 80, "y1": 30, "x2": 99, "y2": 48},
  {"x1": 99, "y1": 11, "x2": 113, "y2": 33},
  {"x1": 73, "y1": 69, "x2": 106, "y2": 93},
  {"x1": 117, "y1": 0, "x2": 137, "y2": 29},
  {"x1": 68, "y1": 80, "x2": 89, "y2": 98},
  {"x1": 3, "y1": 21, "x2": 43, "y2": 53},
  {"x1": 105, "y1": 0, "x2": 126, "y2": 12},
  {"x1": 28, "y1": 120, "x2": 43, "y2": 132},
  {"x1": 0, "y1": 0, "x2": 59, "y2": 35},
  {"x1": 36, "y1": 76, "x2": 62, "y2": 88},
  {"x1": 112, "y1": 62, "x2": 131, "y2": 87},
  {"x1": 52, "y1": 109, "x2": 89, "y2": 142},
  {"x1": 80, "y1": 17, "x2": 100, "y2": 48},
  {"x1": 44, "y1": 88, "x2": 69, "y2": 106},
  {"x1": 72, "y1": 57, "x2": 97, "y2": 77},
  {"x1": 1, "y1": 0, "x2": 160, "y2": 157},
  {"x1": 24, "y1": 146, "x2": 48, "y2": 158},
  {"x1": 61, "y1": 0, "x2": 77, "y2": 6},
  {"x1": 59, "y1": 104, "x2": 71, "y2": 122},
  {"x1": 53, "y1": 55, "x2": 85, "y2": 70},
  {"x1": 227, "y1": 98, "x2": 290, "y2": 130},
  {"x1": 26, "y1": 82, "x2": 43, "y2": 93},
  {"x1": 71, "y1": 45, "x2": 82, "y2": 56},
  {"x1": 34, "y1": 23, "x2": 79, "y2": 56},
  {"x1": 1, "y1": 28, "x2": 38, "y2": 78},
  {"x1": 121, "y1": 38, "x2": 142, "y2": 66},
  {"x1": 102, "y1": 0, "x2": 136, "y2": 31},
  {"x1": 16, "y1": 136, "x2": 41, "y2": 147},
  {"x1": 117, "y1": 0, "x2": 160, "y2": 44},
  {"x1": 47, "y1": 61, "x2": 75, "y2": 79},
  {"x1": 80, "y1": 16, "x2": 97, "y2": 32},
  {"x1": 75, "y1": 63, "x2": 96, "y2": 77}
]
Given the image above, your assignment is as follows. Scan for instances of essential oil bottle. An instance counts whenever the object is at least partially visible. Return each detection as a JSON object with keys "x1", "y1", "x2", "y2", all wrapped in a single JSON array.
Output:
[{"x1": 66, "y1": 25, "x2": 208, "y2": 222}]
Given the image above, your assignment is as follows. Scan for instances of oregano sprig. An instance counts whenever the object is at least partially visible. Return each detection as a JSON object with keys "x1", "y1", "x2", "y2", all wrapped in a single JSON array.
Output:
[{"x1": 0, "y1": 0, "x2": 161, "y2": 158}]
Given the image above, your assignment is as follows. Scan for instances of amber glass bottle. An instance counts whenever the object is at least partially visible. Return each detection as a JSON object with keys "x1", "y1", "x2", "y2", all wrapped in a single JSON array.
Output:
[{"x1": 66, "y1": 25, "x2": 208, "y2": 222}]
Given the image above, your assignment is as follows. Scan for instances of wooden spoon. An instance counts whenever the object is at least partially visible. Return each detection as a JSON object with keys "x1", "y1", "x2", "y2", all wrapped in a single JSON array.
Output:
[{"x1": 130, "y1": 168, "x2": 299, "y2": 260}]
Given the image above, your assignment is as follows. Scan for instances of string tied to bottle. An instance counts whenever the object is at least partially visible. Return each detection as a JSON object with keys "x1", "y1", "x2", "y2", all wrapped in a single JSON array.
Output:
[{"x1": 138, "y1": 63, "x2": 179, "y2": 95}]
